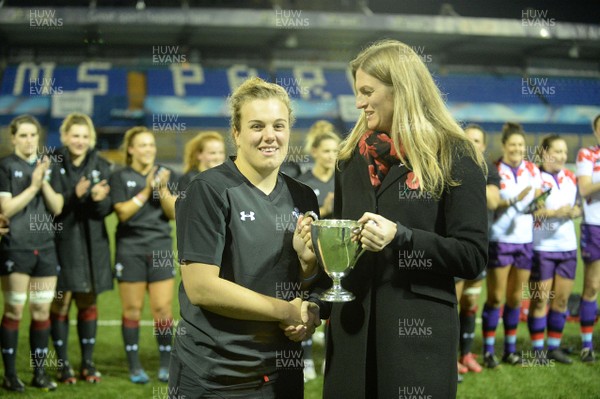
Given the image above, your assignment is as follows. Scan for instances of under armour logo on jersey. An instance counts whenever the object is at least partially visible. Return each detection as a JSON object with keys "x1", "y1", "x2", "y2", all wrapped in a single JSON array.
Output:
[
  {"x1": 240, "y1": 211, "x2": 256, "y2": 221},
  {"x1": 14, "y1": 170, "x2": 23, "y2": 178},
  {"x1": 126, "y1": 180, "x2": 136, "y2": 187}
]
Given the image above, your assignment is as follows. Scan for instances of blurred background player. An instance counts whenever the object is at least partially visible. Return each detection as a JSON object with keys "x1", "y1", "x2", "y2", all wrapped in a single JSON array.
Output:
[
  {"x1": 303, "y1": 120, "x2": 336, "y2": 156},
  {"x1": 110, "y1": 127, "x2": 178, "y2": 383},
  {"x1": 0, "y1": 115, "x2": 64, "y2": 392},
  {"x1": 298, "y1": 130, "x2": 339, "y2": 220},
  {"x1": 50, "y1": 113, "x2": 113, "y2": 384},
  {"x1": 456, "y1": 124, "x2": 500, "y2": 378},
  {"x1": 482, "y1": 122, "x2": 542, "y2": 367},
  {"x1": 178, "y1": 131, "x2": 226, "y2": 194},
  {"x1": 297, "y1": 128, "x2": 340, "y2": 380},
  {"x1": 527, "y1": 135, "x2": 580, "y2": 364},
  {"x1": 575, "y1": 114, "x2": 600, "y2": 363}
]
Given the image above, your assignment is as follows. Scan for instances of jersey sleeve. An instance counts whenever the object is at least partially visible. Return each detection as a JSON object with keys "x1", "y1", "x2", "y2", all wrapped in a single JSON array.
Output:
[
  {"x1": 576, "y1": 148, "x2": 594, "y2": 177},
  {"x1": 486, "y1": 160, "x2": 501, "y2": 188},
  {"x1": 175, "y1": 178, "x2": 227, "y2": 267},
  {"x1": 0, "y1": 160, "x2": 11, "y2": 195},
  {"x1": 109, "y1": 169, "x2": 128, "y2": 204}
]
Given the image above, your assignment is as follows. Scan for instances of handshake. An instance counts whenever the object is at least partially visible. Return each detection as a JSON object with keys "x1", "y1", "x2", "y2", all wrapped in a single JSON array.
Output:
[{"x1": 279, "y1": 297, "x2": 321, "y2": 342}]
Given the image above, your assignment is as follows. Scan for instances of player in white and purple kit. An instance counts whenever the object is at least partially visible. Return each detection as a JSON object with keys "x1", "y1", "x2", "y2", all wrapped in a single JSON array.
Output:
[
  {"x1": 527, "y1": 135, "x2": 580, "y2": 364},
  {"x1": 482, "y1": 122, "x2": 542, "y2": 368},
  {"x1": 575, "y1": 114, "x2": 600, "y2": 363}
]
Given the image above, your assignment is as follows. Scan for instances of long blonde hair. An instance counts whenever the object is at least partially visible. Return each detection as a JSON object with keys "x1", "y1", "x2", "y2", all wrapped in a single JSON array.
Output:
[
  {"x1": 339, "y1": 39, "x2": 485, "y2": 198},
  {"x1": 183, "y1": 131, "x2": 224, "y2": 173}
]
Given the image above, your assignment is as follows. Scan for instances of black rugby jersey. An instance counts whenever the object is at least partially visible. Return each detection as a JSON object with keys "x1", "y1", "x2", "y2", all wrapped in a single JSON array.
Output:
[
  {"x1": 174, "y1": 158, "x2": 318, "y2": 383},
  {"x1": 0, "y1": 153, "x2": 63, "y2": 250},
  {"x1": 109, "y1": 165, "x2": 177, "y2": 253},
  {"x1": 297, "y1": 170, "x2": 334, "y2": 208}
]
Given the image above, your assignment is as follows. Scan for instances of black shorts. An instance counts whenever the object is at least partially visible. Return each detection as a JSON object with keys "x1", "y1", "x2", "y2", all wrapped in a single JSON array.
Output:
[
  {"x1": 168, "y1": 347, "x2": 303, "y2": 399},
  {"x1": 0, "y1": 248, "x2": 60, "y2": 277},
  {"x1": 115, "y1": 252, "x2": 175, "y2": 283}
]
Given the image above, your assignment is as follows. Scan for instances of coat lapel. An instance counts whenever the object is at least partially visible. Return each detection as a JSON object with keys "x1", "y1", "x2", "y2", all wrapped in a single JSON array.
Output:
[
  {"x1": 376, "y1": 162, "x2": 410, "y2": 199},
  {"x1": 345, "y1": 151, "x2": 377, "y2": 214}
]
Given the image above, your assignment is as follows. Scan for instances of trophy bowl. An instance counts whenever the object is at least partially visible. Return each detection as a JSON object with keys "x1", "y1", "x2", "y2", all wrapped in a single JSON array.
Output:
[{"x1": 310, "y1": 219, "x2": 365, "y2": 302}]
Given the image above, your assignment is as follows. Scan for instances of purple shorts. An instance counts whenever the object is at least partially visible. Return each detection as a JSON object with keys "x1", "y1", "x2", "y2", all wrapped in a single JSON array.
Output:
[
  {"x1": 580, "y1": 224, "x2": 600, "y2": 264},
  {"x1": 488, "y1": 242, "x2": 533, "y2": 270},
  {"x1": 531, "y1": 250, "x2": 577, "y2": 281}
]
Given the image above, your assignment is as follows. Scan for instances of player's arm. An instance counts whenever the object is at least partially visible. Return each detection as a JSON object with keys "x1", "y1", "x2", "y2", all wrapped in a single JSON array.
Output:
[
  {"x1": 155, "y1": 168, "x2": 176, "y2": 220},
  {"x1": 40, "y1": 180, "x2": 63, "y2": 216},
  {"x1": 180, "y1": 262, "x2": 303, "y2": 326},
  {"x1": 0, "y1": 159, "x2": 46, "y2": 218},
  {"x1": 113, "y1": 169, "x2": 154, "y2": 223},
  {"x1": 486, "y1": 184, "x2": 500, "y2": 211},
  {"x1": 577, "y1": 175, "x2": 600, "y2": 198},
  {"x1": 0, "y1": 187, "x2": 38, "y2": 218},
  {"x1": 113, "y1": 188, "x2": 150, "y2": 223},
  {"x1": 496, "y1": 186, "x2": 532, "y2": 210}
]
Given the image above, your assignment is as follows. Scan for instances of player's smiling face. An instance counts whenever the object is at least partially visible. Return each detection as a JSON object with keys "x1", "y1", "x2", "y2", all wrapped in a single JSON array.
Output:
[
  {"x1": 233, "y1": 98, "x2": 290, "y2": 175},
  {"x1": 198, "y1": 139, "x2": 225, "y2": 171},
  {"x1": 12, "y1": 122, "x2": 39, "y2": 159},
  {"x1": 129, "y1": 131, "x2": 156, "y2": 168},
  {"x1": 502, "y1": 133, "x2": 525, "y2": 167},
  {"x1": 64, "y1": 123, "x2": 91, "y2": 159}
]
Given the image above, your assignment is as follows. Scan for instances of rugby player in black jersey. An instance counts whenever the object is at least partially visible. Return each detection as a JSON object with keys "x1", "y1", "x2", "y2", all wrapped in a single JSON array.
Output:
[{"x1": 0, "y1": 115, "x2": 64, "y2": 392}]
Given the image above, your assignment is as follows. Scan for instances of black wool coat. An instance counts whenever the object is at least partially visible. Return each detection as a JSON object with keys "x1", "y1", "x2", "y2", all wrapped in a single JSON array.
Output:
[
  {"x1": 54, "y1": 148, "x2": 114, "y2": 294},
  {"x1": 321, "y1": 147, "x2": 488, "y2": 399}
]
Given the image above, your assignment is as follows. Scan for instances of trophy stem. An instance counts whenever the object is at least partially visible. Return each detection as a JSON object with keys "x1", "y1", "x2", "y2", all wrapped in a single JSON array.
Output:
[{"x1": 320, "y1": 274, "x2": 355, "y2": 302}]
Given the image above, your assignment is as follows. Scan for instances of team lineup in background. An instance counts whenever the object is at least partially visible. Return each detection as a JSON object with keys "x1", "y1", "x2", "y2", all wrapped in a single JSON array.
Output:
[{"x1": 0, "y1": 39, "x2": 599, "y2": 398}]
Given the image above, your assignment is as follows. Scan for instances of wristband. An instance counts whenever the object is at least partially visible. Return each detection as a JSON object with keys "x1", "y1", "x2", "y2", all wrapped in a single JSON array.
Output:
[
  {"x1": 302, "y1": 268, "x2": 320, "y2": 282},
  {"x1": 132, "y1": 196, "x2": 144, "y2": 207}
]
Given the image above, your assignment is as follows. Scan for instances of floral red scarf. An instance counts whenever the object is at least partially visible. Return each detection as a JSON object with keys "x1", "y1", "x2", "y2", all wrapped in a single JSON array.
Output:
[{"x1": 358, "y1": 130, "x2": 402, "y2": 189}]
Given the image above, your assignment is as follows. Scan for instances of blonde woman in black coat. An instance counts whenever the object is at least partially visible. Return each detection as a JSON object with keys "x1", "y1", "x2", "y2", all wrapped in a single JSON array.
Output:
[
  {"x1": 321, "y1": 40, "x2": 488, "y2": 399},
  {"x1": 50, "y1": 113, "x2": 112, "y2": 384}
]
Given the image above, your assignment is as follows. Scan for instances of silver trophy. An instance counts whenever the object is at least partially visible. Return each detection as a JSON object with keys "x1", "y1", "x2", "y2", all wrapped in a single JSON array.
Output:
[{"x1": 307, "y1": 213, "x2": 365, "y2": 302}]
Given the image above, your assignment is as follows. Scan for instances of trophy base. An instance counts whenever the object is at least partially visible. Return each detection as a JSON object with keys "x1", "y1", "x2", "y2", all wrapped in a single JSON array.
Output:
[{"x1": 320, "y1": 288, "x2": 355, "y2": 302}]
